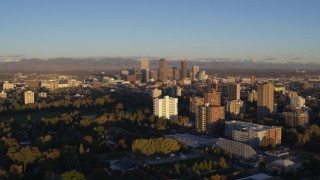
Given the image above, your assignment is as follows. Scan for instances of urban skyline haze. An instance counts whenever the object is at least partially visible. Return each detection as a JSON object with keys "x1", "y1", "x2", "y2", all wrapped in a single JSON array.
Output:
[{"x1": 1, "y1": 0, "x2": 320, "y2": 62}]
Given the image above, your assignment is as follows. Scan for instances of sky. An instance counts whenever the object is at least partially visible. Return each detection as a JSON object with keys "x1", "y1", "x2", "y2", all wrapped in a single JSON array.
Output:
[{"x1": 0, "y1": 0, "x2": 320, "y2": 62}]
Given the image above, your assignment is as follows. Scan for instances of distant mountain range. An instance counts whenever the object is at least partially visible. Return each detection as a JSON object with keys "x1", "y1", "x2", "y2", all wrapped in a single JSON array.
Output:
[{"x1": 0, "y1": 57, "x2": 319, "y2": 71}]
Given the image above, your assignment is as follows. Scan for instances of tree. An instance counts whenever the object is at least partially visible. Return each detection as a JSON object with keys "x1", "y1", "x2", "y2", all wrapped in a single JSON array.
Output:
[
  {"x1": 118, "y1": 139, "x2": 127, "y2": 149},
  {"x1": 210, "y1": 174, "x2": 221, "y2": 180},
  {"x1": 7, "y1": 146, "x2": 41, "y2": 174},
  {"x1": 79, "y1": 144, "x2": 85, "y2": 154},
  {"x1": 218, "y1": 157, "x2": 228, "y2": 169},
  {"x1": 115, "y1": 103, "x2": 124, "y2": 111},
  {"x1": 62, "y1": 170, "x2": 85, "y2": 180},
  {"x1": 87, "y1": 168, "x2": 109, "y2": 180},
  {"x1": 9, "y1": 165, "x2": 23, "y2": 179},
  {"x1": 174, "y1": 163, "x2": 181, "y2": 174}
]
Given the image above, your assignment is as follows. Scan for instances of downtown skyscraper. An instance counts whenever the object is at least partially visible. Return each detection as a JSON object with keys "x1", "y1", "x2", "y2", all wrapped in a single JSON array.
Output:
[{"x1": 158, "y1": 59, "x2": 168, "y2": 82}]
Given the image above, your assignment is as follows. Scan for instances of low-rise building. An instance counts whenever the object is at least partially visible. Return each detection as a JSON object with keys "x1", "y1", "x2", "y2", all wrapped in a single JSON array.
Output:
[{"x1": 225, "y1": 120, "x2": 282, "y2": 149}]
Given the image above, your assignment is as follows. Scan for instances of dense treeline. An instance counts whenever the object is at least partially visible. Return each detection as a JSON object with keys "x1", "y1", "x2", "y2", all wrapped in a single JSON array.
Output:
[
  {"x1": 132, "y1": 138, "x2": 180, "y2": 155},
  {"x1": 282, "y1": 124, "x2": 320, "y2": 152}
]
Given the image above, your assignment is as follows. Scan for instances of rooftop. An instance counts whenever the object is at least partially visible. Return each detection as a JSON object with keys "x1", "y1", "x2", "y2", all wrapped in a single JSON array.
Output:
[{"x1": 226, "y1": 120, "x2": 281, "y2": 132}]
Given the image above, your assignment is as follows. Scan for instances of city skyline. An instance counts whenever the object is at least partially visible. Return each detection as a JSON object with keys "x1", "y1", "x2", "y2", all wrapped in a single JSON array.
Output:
[{"x1": 1, "y1": 0, "x2": 320, "y2": 62}]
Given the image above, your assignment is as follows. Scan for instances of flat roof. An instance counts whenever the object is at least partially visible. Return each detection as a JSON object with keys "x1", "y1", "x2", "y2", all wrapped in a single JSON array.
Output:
[{"x1": 226, "y1": 120, "x2": 281, "y2": 132}]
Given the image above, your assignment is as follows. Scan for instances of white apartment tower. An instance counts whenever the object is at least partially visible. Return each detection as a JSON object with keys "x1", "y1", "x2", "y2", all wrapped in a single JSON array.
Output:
[
  {"x1": 24, "y1": 91, "x2": 35, "y2": 104},
  {"x1": 153, "y1": 96, "x2": 178, "y2": 119}
]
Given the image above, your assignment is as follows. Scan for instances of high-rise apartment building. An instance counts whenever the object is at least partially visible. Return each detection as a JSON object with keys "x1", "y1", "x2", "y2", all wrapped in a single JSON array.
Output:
[
  {"x1": 180, "y1": 60, "x2": 187, "y2": 80},
  {"x1": 189, "y1": 96, "x2": 205, "y2": 121},
  {"x1": 203, "y1": 90, "x2": 221, "y2": 106},
  {"x1": 153, "y1": 96, "x2": 178, "y2": 119},
  {"x1": 195, "y1": 104, "x2": 225, "y2": 134},
  {"x1": 247, "y1": 90, "x2": 258, "y2": 102},
  {"x1": 158, "y1": 59, "x2": 168, "y2": 82},
  {"x1": 257, "y1": 83, "x2": 274, "y2": 120},
  {"x1": 225, "y1": 100, "x2": 245, "y2": 117},
  {"x1": 290, "y1": 96, "x2": 305, "y2": 108},
  {"x1": 227, "y1": 83, "x2": 241, "y2": 100},
  {"x1": 282, "y1": 111, "x2": 309, "y2": 127},
  {"x1": 24, "y1": 91, "x2": 35, "y2": 104}
]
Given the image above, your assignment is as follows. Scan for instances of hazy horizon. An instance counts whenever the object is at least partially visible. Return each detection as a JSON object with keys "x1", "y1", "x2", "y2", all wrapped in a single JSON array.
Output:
[{"x1": 1, "y1": 0, "x2": 320, "y2": 62}]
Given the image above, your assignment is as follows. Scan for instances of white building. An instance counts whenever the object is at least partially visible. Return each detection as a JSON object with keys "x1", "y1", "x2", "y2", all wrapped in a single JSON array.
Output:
[
  {"x1": 0, "y1": 91, "x2": 7, "y2": 98},
  {"x1": 24, "y1": 91, "x2": 35, "y2": 104},
  {"x1": 198, "y1": 71, "x2": 208, "y2": 81},
  {"x1": 153, "y1": 96, "x2": 178, "y2": 119},
  {"x1": 290, "y1": 96, "x2": 305, "y2": 108},
  {"x1": 3, "y1": 81, "x2": 14, "y2": 90}
]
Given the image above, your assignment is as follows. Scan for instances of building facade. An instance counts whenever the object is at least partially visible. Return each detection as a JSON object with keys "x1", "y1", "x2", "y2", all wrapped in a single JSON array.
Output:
[
  {"x1": 158, "y1": 59, "x2": 168, "y2": 82},
  {"x1": 203, "y1": 90, "x2": 221, "y2": 106},
  {"x1": 153, "y1": 96, "x2": 178, "y2": 119},
  {"x1": 257, "y1": 83, "x2": 274, "y2": 120},
  {"x1": 24, "y1": 91, "x2": 35, "y2": 104},
  {"x1": 195, "y1": 104, "x2": 225, "y2": 134},
  {"x1": 180, "y1": 60, "x2": 187, "y2": 80},
  {"x1": 282, "y1": 111, "x2": 309, "y2": 127},
  {"x1": 227, "y1": 83, "x2": 241, "y2": 100},
  {"x1": 225, "y1": 120, "x2": 282, "y2": 149}
]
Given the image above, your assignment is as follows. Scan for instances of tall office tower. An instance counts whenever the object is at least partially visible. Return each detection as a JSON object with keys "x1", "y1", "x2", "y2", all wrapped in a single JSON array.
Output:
[
  {"x1": 141, "y1": 69, "x2": 150, "y2": 83},
  {"x1": 180, "y1": 60, "x2": 187, "y2": 80},
  {"x1": 247, "y1": 90, "x2": 258, "y2": 102},
  {"x1": 192, "y1": 65, "x2": 200, "y2": 80},
  {"x1": 140, "y1": 58, "x2": 150, "y2": 83},
  {"x1": 227, "y1": 83, "x2": 241, "y2": 100},
  {"x1": 150, "y1": 70, "x2": 158, "y2": 81},
  {"x1": 257, "y1": 83, "x2": 274, "y2": 120},
  {"x1": 172, "y1": 67, "x2": 180, "y2": 80},
  {"x1": 24, "y1": 91, "x2": 35, "y2": 104},
  {"x1": 203, "y1": 90, "x2": 221, "y2": 106},
  {"x1": 153, "y1": 96, "x2": 178, "y2": 119},
  {"x1": 158, "y1": 59, "x2": 168, "y2": 82},
  {"x1": 140, "y1": 58, "x2": 150, "y2": 70},
  {"x1": 195, "y1": 104, "x2": 225, "y2": 134},
  {"x1": 189, "y1": 96, "x2": 205, "y2": 121}
]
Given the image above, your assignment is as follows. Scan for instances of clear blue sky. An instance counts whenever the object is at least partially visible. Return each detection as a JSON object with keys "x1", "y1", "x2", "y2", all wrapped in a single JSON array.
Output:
[{"x1": 0, "y1": 0, "x2": 319, "y2": 62}]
